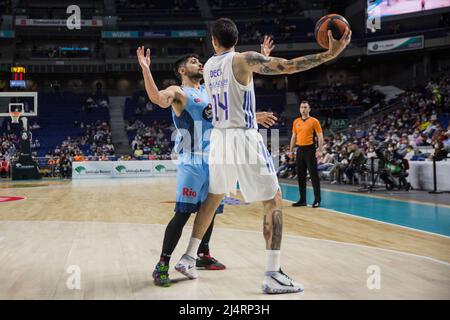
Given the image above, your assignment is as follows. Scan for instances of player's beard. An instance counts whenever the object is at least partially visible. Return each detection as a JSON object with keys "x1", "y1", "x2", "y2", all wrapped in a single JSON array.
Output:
[{"x1": 187, "y1": 70, "x2": 203, "y2": 82}]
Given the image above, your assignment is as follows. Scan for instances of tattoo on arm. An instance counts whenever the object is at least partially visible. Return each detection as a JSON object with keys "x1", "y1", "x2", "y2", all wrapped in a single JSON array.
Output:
[
  {"x1": 276, "y1": 64, "x2": 286, "y2": 71},
  {"x1": 244, "y1": 52, "x2": 279, "y2": 74},
  {"x1": 243, "y1": 51, "x2": 333, "y2": 75},
  {"x1": 244, "y1": 52, "x2": 271, "y2": 66},
  {"x1": 293, "y1": 53, "x2": 332, "y2": 72}
]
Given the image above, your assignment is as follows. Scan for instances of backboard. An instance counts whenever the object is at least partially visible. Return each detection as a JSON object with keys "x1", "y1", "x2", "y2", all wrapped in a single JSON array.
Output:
[{"x1": 0, "y1": 92, "x2": 38, "y2": 117}]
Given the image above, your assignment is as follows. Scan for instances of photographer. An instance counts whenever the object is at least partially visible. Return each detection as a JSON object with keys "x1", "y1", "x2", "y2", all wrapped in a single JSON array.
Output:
[
  {"x1": 344, "y1": 144, "x2": 366, "y2": 185},
  {"x1": 330, "y1": 146, "x2": 349, "y2": 185}
]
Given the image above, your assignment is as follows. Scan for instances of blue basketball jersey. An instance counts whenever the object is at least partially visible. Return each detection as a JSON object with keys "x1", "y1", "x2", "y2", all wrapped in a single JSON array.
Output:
[
  {"x1": 171, "y1": 84, "x2": 224, "y2": 214},
  {"x1": 172, "y1": 84, "x2": 213, "y2": 155}
]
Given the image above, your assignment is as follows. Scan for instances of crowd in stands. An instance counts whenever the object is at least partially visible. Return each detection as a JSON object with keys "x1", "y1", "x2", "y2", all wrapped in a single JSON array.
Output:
[
  {"x1": 298, "y1": 82, "x2": 385, "y2": 110},
  {"x1": 39, "y1": 121, "x2": 115, "y2": 178},
  {"x1": 0, "y1": 134, "x2": 18, "y2": 161},
  {"x1": 127, "y1": 119, "x2": 173, "y2": 160},
  {"x1": 1, "y1": 69, "x2": 448, "y2": 184},
  {"x1": 296, "y1": 83, "x2": 386, "y2": 127},
  {"x1": 239, "y1": 18, "x2": 311, "y2": 44},
  {"x1": 130, "y1": 95, "x2": 158, "y2": 116},
  {"x1": 84, "y1": 91, "x2": 110, "y2": 111},
  {"x1": 278, "y1": 74, "x2": 450, "y2": 185}
]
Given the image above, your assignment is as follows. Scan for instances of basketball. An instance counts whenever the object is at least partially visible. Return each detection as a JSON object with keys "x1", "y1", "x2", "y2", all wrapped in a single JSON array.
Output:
[{"x1": 314, "y1": 14, "x2": 350, "y2": 49}]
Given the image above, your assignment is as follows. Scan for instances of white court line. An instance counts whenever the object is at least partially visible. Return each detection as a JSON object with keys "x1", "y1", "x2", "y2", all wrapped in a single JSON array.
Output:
[
  {"x1": 1, "y1": 219, "x2": 449, "y2": 268},
  {"x1": 2, "y1": 179, "x2": 449, "y2": 238},
  {"x1": 2, "y1": 179, "x2": 449, "y2": 255},
  {"x1": 281, "y1": 192, "x2": 450, "y2": 240},
  {"x1": 280, "y1": 182, "x2": 450, "y2": 208}
]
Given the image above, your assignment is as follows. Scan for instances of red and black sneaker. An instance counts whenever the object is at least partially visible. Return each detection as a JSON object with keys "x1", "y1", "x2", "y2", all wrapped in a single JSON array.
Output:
[{"x1": 196, "y1": 254, "x2": 226, "y2": 270}]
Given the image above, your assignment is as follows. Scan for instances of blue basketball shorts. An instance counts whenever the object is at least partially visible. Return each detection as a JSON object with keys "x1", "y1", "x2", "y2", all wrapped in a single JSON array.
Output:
[{"x1": 175, "y1": 156, "x2": 224, "y2": 214}]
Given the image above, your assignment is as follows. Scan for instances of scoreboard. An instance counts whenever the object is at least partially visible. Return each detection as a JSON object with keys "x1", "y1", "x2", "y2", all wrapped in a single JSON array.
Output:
[{"x1": 10, "y1": 66, "x2": 26, "y2": 88}]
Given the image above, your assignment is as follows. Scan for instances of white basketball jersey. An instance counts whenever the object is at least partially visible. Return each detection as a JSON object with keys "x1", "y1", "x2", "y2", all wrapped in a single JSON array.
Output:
[{"x1": 204, "y1": 51, "x2": 258, "y2": 129}]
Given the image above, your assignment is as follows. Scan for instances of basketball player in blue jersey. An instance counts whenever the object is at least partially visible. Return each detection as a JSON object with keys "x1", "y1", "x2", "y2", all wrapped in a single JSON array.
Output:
[
  {"x1": 136, "y1": 39, "x2": 277, "y2": 287},
  {"x1": 175, "y1": 18, "x2": 351, "y2": 294}
]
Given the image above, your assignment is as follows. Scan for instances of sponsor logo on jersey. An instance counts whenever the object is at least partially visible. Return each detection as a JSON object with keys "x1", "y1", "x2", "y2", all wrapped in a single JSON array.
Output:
[
  {"x1": 182, "y1": 187, "x2": 197, "y2": 198},
  {"x1": 202, "y1": 104, "x2": 213, "y2": 121}
]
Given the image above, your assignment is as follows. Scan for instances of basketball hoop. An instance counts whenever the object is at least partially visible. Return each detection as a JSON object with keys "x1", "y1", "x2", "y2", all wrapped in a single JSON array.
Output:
[{"x1": 10, "y1": 111, "x2": 22, "y2": 124}]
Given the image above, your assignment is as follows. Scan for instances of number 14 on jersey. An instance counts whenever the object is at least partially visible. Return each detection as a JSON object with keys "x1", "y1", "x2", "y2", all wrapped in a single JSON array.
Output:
[{"x1": 212, "y1": 92, "x2": 228, "y2": 121}]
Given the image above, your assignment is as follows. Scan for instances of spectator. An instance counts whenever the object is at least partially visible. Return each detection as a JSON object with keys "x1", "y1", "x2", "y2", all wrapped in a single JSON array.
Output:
[
  {"x1": 0, "y1": 158, "x2": 9, "y2": 178},
  {"x1": 429, "y1": 141, "x2": 448, "y2": 161}
]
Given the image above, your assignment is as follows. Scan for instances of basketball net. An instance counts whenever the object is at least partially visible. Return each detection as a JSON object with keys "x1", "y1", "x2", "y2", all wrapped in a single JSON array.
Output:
[{"x1": 10, "y1": 111, "x2": 22, "y2": 124}]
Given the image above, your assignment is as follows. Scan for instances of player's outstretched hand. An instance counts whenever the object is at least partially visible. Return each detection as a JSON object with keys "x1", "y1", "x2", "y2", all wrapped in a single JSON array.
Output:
[
  {"x1": 327, "y1": 27, "x2": 352, "y2": 59},
  {"x1": 256, "y1": 112, "x2": 278, "y2": 128},
  {"x1": 137, "y1": 46, "x2": 151, "y2": 70},
  {"x1": 260, "y1": 35, "x2": 275, "y2": 57}
]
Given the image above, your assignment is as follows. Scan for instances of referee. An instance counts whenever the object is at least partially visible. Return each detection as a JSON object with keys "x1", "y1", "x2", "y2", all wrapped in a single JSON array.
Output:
[{"x1": 290, "y1": 101, "x2": 323, "y2": 208}]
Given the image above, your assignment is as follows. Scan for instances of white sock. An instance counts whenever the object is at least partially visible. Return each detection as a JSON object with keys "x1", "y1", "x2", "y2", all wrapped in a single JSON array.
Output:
[
  {"x1": 185, "y1": 237, "x2": 202, "y2": 259},
  {"x1": 266, "y1": 250, "x2": 281, "y2": 272}
]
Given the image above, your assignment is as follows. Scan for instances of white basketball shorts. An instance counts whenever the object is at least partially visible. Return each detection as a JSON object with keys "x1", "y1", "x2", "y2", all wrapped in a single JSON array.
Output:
[{"x1": 208, "y1": 128, "x2": 280, "y2": 203}]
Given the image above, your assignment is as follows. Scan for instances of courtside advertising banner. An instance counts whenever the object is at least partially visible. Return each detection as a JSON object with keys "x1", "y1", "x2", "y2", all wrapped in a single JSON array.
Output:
[
  {"x1": 73, "y1": 161, "x2": 178, "y2": 179},
  {"x1": 367, "y1": 35, "x2": 424, "y2": 55},
  {"x1": 113, "y1": 161, "x2": 154, "y2": 178},
  {"x1": 72, "y1": 161, "x2": 113, "y2": 179},
  {"x1": 150, "y1": 160, "x2": 178, "y2": 176},
  {"x1": 15, "y1": 18, "x2": 103, "y2": 27}
]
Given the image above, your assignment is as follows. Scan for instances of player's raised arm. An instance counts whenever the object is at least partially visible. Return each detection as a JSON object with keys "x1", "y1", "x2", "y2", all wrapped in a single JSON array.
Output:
[
  {"x1": 137, "y1": 46, "x2": 183, "y2": 109},
  {"x1": 236, "y1": 28, "x2": 351, "y2": 75}
]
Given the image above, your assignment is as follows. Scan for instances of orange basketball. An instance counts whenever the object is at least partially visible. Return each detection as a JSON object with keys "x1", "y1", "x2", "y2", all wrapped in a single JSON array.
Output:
[{"x1": 314, "y1": 14, "x2": 350, "y2": 49}]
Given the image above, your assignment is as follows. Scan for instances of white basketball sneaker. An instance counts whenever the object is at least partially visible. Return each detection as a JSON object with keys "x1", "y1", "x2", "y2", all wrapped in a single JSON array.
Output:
[
  {"x1": 175, "y1": 254, "x2": 198, "y2": 279},
  {"x1": 262, "y1": 269, "x2": 304, "y2": 294}
]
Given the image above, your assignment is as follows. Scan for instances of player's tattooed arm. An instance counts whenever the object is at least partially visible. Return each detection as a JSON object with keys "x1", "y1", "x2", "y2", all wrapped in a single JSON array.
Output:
[
  {"x1": 137, "y1": 46, "x2": 185, "y2": 110},
  {"x1": 239, "y1": 28, "x2": 351, "y2": 75},
  {"x1": 240, "y1": 51, "x2": 334, "y2": 75}
]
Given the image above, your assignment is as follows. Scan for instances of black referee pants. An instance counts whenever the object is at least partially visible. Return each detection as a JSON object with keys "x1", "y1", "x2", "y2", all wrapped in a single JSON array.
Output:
[{"x1": 296, "y1": 144, "x2": 321, "y2": 203}]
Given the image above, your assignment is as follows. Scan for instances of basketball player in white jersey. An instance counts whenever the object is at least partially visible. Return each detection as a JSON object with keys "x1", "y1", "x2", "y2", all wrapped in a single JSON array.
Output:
[{"x1": 175, "y1": 18, "x2": 351, "y2": 294}]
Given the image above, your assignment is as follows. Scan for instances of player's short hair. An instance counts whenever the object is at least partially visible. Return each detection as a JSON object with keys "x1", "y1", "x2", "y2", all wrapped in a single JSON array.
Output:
[
  {"x1": 211, "y1": 18, "x2": 238, "y2": 49},
  {"x1": 173, "y1": 54, "x2": 200, "y2": 80},
  {"x1": 300, "y1": 100, "x2": 310, "y2": 107}
]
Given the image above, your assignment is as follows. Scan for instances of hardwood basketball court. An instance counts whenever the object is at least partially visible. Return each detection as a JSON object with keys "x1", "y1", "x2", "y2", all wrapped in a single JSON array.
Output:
[{"x1": 0, "y1": 178, "x2": 449, "y2": 299}]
